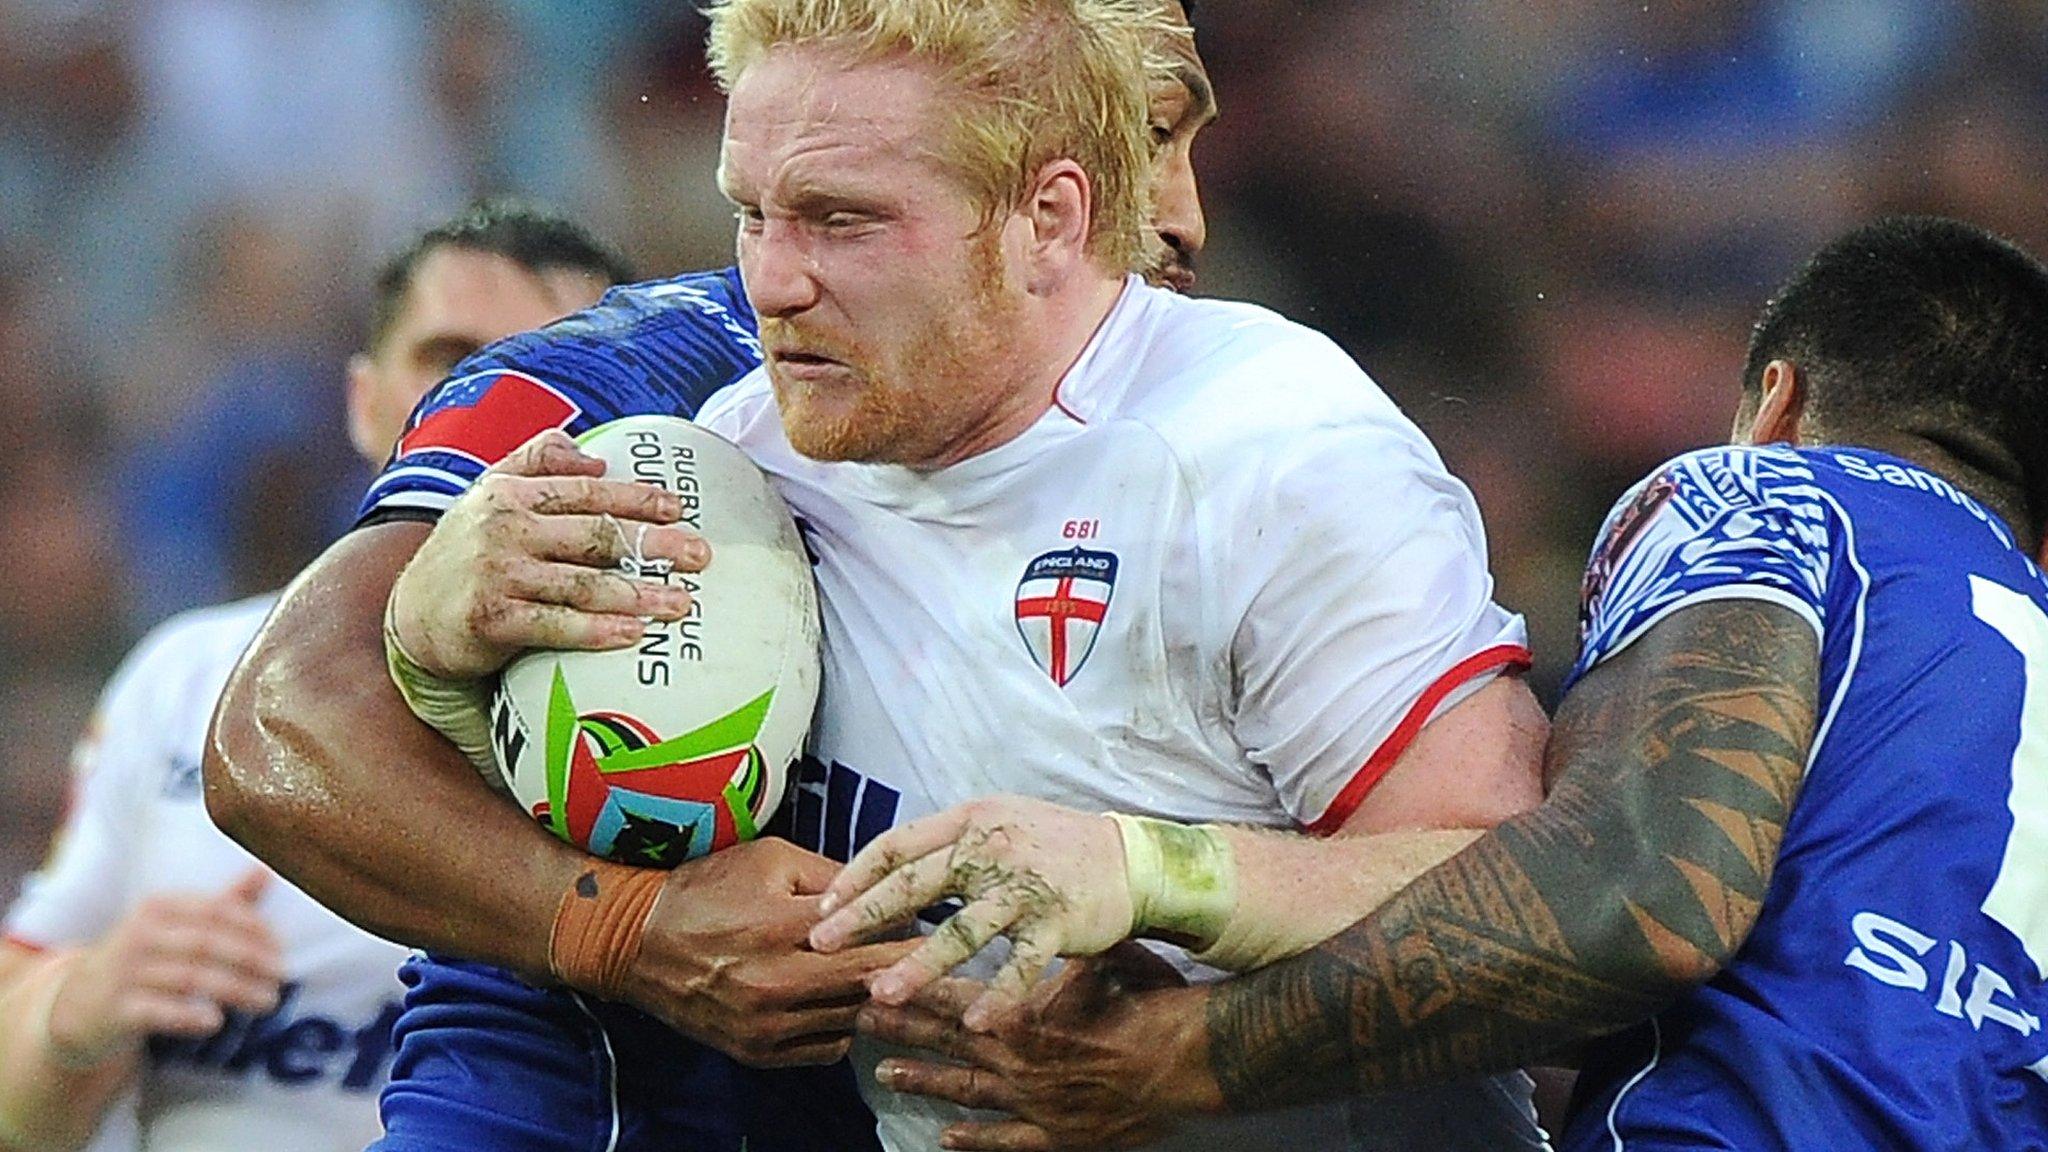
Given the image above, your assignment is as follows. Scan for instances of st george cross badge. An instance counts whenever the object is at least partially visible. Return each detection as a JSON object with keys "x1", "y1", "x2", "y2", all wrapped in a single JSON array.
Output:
[{"x1": 1015, "y1": 547, "x2": 1118, "y2": 686}]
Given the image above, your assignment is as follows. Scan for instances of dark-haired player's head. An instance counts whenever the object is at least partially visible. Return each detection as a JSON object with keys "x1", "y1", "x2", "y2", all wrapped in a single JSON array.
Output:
[
  {"x1": 348, "y1": 199, "x2": 637, "y2": 463},
  {"x1": 1145, "y1": 0, "x2": 1215, "y2": 294},
  {"x1": 1735, "y1": 215, "x2": 2048, "y2": 547}
]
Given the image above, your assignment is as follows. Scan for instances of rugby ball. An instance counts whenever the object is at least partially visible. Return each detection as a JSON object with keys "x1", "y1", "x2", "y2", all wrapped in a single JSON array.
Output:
[{"x1": 487, "y1": 415, "x2": 820, "y2": 867}]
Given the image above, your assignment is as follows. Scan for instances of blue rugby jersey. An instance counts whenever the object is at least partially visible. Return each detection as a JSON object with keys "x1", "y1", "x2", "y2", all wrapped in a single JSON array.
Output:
[
  {"x1": 1561, "y1": 444, "x2": 2048, "y2": 1151},
  {"x1": 358, "y1": 266, "x2": 760, "y2": 524}
]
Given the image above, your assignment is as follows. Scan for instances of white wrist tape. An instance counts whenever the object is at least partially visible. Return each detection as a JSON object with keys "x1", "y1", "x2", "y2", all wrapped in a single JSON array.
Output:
[
  {"x1": 1108, "y1": 813, "x2": 1236, "y2": 949},
  {"x1": 1187, "y1": 906, "x2": 1321, "y2": 973},
  {"x1": 383, "y1": 595, "x2": 499, "y2": 778}
]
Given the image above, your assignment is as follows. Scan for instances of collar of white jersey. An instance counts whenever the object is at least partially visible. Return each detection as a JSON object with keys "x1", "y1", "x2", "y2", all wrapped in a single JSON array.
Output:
[
  {"x1": 845, "y1": 275, "x2": 1161, "y2": 500},
  {"x1": 1048, "y1": 273, "x2": 1161, "y2": 426}
]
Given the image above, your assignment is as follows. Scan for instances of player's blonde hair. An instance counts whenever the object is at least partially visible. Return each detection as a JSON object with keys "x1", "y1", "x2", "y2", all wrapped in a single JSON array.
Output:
[{"x1": 705, "y1": 0, "x2": 1173, "y2": 272}]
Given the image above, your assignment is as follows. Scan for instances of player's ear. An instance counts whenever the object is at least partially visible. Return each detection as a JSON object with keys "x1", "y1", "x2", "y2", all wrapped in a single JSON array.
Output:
[
  {"x1": 1744, "y1": 359, "x2": 1806, "y2": 446},
  {"x1": 1014, "y1": 158, "x2": 1093, "y2": 293},
  {"x1": 345, "y1": 352, "x2": 383, "y2": 462}
]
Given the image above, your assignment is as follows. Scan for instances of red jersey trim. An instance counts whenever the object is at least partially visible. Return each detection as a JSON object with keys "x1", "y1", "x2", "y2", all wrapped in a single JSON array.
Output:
[{"x1": 1304, "y1": 642, "x2": 1535, "y2": 836}]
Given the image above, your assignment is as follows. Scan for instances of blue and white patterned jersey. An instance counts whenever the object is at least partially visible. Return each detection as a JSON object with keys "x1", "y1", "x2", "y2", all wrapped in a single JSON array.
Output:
[
  {"x1": 358, "y1": 267, "x2": 759, "y2": 523},
  {"x1": 1561, "y1": 444, "x2": 2048, "y2": 1151}
]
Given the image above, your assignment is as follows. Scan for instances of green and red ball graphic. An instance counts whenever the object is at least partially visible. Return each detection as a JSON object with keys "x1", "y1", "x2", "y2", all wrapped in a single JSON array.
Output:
[{"x1": 529, "y1": 666, "x2": 775, "y2": 867}]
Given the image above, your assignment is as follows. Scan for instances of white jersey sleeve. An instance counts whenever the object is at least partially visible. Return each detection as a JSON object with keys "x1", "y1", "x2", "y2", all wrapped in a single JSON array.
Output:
[
  {"x1": 4, "y1": 626, "x2": 180, "y2": 948},
  {"x1": 1202, "y1": 372, "x2": 1528, "y2": 834}
]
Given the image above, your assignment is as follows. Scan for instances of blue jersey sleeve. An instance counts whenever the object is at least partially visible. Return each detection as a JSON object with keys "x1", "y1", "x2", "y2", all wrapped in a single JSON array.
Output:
[
  {"x1": 1568, "y1": 445, "x2": 1836, "y2": 689},
  {"x1": 357, "y1": 267, "x2": 761, "y2": 524}
]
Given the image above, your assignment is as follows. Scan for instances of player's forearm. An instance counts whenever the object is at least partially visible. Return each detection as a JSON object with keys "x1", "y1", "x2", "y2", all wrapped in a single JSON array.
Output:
[
  {"x1": 1190, "y1": 827, "x2": 1479, "y2": 971},
  {"x1": 1172, "y1": 675, "x2": 1546, "y2": 970},
  {"x1": 0, "y1": 956, "x2": 134, "y2": 1152},
  {"x1": 204, "y1": 524, "x2": 585, "y2": 979},
  {"x1": 1184, "y1": 600, "x2": 1819, "y2": 1111}
]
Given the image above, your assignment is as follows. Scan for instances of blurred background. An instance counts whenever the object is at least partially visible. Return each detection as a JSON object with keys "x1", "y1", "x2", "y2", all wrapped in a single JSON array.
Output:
[{"x1": 2, "y1": 0, "x2": 2043, "y2": 891}]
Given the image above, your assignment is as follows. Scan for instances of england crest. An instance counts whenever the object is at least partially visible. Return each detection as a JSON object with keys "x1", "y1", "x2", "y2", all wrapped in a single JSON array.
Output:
[{"x1": 1015, "y1": 547, "x2": 1118, "y2": 686}]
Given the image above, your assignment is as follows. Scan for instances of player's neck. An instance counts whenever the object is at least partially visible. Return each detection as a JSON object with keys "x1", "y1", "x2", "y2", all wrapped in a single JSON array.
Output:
[
  {"x1": 1840, "y1": 428, "x2": 2040, "y2": 556},
  {"x1": 918, "y1": 273, "x2": 1128, "y2": 470}
]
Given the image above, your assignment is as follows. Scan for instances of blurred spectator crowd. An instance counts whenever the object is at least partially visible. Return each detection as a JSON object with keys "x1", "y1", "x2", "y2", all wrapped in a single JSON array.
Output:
[{"x1": 2, "y1": 0, "x2": 2044, "y2": 891}]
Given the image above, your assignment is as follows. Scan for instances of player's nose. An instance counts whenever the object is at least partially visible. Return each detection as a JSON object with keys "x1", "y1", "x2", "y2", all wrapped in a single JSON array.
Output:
[
  {"x1": 740, "y1": 225, "x2": 821, "y2": 319},
  {"x1": 1154, "y1": 151, "x2": 1207, "y2": 261}
]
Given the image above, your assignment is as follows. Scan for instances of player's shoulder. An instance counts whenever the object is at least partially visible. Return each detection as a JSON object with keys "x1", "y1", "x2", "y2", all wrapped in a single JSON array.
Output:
[
  {"x1": 1105, "y1": 285, "x2": 1378, "y2": 421},
  {"x1": 1585, "y1": 445, "x2": 1840, "y2": 596},
  {"x1": 1575, "y1": 445, "x2": 1842, "y2": 668},
  {"x1": 432, "y1": 265, "x2": 761, "y2": 416},
  {"x1": 368, "y1": 268, "x2": 765, "y2": 523},
  {"x1": 1074, "y1": 283, "x2": 1405, "y2": 454},
  {"x1": 494, "y1": 266, "x2": 755, "y2": 359},
  {"x1": 1624, "y1": 444, "x2": 1840, "y2": 528},
  {"x1": 579, "y1": 266, "x2": 759, "y2": 352}
]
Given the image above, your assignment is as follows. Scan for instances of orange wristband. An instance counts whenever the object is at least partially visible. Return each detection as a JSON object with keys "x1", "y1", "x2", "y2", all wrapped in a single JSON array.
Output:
[{"x1": 547, "y1": 863, "x2": 666, "y2": 1000}]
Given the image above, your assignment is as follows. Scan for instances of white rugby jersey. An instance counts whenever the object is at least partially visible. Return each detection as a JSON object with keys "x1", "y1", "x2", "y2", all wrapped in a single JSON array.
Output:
[
  {"x1": 3, "y1": 595, "x2": 408, "y2": 1152},
  {"x1": 700, "y1": 280, "x2": 1547, "y2": 1152}
]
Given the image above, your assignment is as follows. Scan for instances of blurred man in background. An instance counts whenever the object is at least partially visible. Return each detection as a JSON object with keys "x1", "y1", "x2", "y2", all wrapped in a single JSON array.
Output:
[{"x1": 0, "y1": 200, "x2": 631, "y2": 1152}]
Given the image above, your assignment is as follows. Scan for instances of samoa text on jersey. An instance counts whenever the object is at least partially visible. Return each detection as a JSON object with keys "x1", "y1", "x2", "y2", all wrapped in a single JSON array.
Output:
[
  {"x1": 1563, "y1": 444, "x2": 2048, "y2": 1151},
  {"x1": 3, "y1": 594, "x2": 408, "y2": 1152},
  {"x1": 699, "y1": 278, "x2": 1545, "y2": 1152}
]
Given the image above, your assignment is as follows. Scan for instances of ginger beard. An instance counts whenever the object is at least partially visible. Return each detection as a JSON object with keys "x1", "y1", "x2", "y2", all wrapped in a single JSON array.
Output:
[{"x1": 764, "y1": 226, "x2": 1025, "y2": 466}]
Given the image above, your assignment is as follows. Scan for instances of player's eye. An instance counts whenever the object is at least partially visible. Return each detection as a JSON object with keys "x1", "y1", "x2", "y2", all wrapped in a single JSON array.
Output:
[
  {"x1": 1151, "y1": 122, "x2": 1175, "y2": 146},
  {"x1": 734, "y1": 207, "x2": 765, "y2": 233}
]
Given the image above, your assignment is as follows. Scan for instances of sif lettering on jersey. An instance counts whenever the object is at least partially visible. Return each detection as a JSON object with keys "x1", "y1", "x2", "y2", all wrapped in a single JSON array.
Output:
[
  {"x1": 149, "y1": 984, "x2": 402, "y2": 1092},
  {"x1": 779, "y1": 756, "x2": 900, "y2": 863},
  {"x1": 773, "y1": 758, "x2": 965, "y2": 927},
  {"x1": 1572, "y1": 445, "x2": 1835, "y2": 685},
  {"x1": 357, "y1": 268, "x2": 763, "y2": 525}
]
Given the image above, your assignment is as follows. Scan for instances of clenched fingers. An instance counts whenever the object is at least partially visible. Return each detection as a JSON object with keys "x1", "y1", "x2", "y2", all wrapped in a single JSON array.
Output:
[
  {"x1": 756, "y1": 1031, "x2": 857, "y2": 1068},
  {"x1": 516, "y1": 473, "x2": 684, "y2": 523},
  {"x1": 859, "y1": 1002, "x2": 1007, "y2": 1068},
  {"x1": 481, "y1": 601, "x2": 652, "y2": 652},
  {"x1": 939, "y1": 1120, "x2": 1059, "y2": 1152},
  {"x1": 520, "y1": 515, "x2": 708, "y2": 572},
  {"x1": 123, "y1": 991, "x2": 230, "y2": 1039},
  {"x1": 875, "y1": 1057, "x2": 1020, "y2": 1115},
  {"x1": 502, "y1": 562, "x2": 692, "y2": 620},
  {"x1": 132, "y1": 959, "x2": 279, "y2": 1015},
  {"x1": 730, "y1": 938, "x2": 923, "y2": 1010},
  {"x1": 134, "y1": 916, "x2": 281, "y2": 984}
]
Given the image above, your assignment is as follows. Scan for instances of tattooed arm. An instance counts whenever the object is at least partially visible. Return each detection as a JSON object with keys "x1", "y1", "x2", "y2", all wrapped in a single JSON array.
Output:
[
  {"x1": 1199, "y1": 597, "x2": 1819, "y2": 1109},
  {"x1": 842, "y1": 597, "x2": 1821, "y2": 1151}
]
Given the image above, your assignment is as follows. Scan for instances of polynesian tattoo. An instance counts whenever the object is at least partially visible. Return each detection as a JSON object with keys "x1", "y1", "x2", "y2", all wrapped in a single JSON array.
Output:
[{"x1": 1203, "y1": 599, "x2": 1820, "y2": 1108}]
